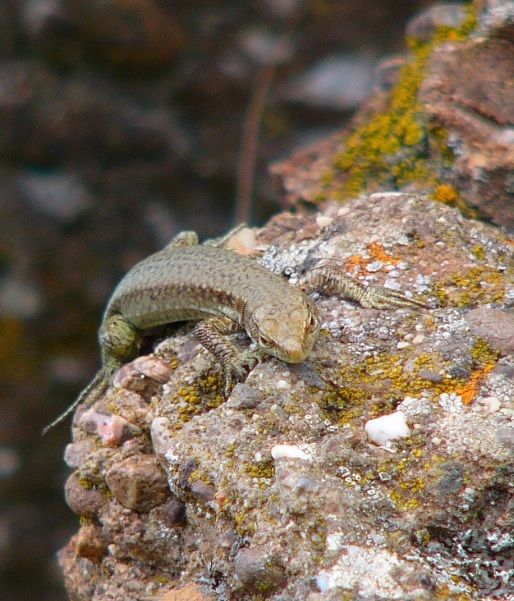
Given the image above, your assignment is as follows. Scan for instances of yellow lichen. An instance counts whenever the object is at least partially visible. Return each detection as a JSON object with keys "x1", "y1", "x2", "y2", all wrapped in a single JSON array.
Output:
[
  {"x1": 324, "y1": 2, "x2": 478, "y2": 210},
  {"x1": 432, "y1": 266, "x2": 506, "y2": 307},
  {"x1": 243, "y1": 459, "x2": 275, "y2": 481}
]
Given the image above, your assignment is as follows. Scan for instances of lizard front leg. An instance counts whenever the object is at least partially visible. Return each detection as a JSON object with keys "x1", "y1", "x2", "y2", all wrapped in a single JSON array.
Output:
[
  {"x1": 193, "y1": 316, "x2": 264, "y2": 395},
  {"x1": 299, "y1": 265, "x2": 426, "y2": 309}
]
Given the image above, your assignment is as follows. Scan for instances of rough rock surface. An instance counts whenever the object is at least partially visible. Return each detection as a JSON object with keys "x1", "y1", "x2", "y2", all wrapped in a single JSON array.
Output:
[
  {"x1": 271, "y1": 1, "x2": 514, "y2": 231},
  {"x1": 59, "y1": 193, "x2": 513, "y2": 600}
]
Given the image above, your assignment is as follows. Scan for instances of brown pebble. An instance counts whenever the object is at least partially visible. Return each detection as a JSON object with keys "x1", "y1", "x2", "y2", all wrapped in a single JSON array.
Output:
[
  {"x1": 151, "y1": 497, "x2": 186, "y2": 527},
  {"x1": 190, "y1": 479, "x2": 215, "y2": 503},
  {"x1": 65, "y1": 471, "x2": 106, "y2": 518},
  {"x1": 113, "y1": 355, "x2": 172, "y2": 398},
  {"x1": 234, "y1": 546, "x2": 286, "y2": 592},
  {"x1": 106, "y1": 454, "x2": 170, "y2": 512},
  {"x1": 76, "y1": 524, "x2": 108, "y2": 563}
]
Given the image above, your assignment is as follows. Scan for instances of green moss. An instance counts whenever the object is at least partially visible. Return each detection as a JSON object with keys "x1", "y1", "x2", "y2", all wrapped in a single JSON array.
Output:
[{"x1": 326, "y1": 2, "x2": 478, "y2": 206}]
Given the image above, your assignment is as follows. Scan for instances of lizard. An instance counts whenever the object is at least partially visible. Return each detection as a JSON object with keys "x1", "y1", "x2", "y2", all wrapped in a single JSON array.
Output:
[{"x1": 42, "y1": 225, "x2": 425, "y2": 435}]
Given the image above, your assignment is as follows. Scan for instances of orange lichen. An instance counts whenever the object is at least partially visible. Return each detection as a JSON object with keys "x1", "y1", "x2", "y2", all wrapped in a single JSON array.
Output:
[
  {"x1": 456, "y1": 364, "x2": 495, "y2": 405},
  {"x1": 367, "y1": 242, "x2": 400, "y2": 265},
  {"x1": 344, "y1": 242, "x2": 401, "y2": 275},
  {"x1": 344, "y1": 254, "x2": 369, "y2": 273},
  {"x1": 433, "y1": 183, "x2": 459, "y2": 205}
]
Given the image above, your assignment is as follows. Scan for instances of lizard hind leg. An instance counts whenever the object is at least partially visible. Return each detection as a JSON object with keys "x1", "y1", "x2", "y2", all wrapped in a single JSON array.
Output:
[
  {"x1": 99, "y1": 315, "x2": 142, "y2": 365},
  {"x1": 300, "y1": 266, "x2": 426, "y2": 309}
]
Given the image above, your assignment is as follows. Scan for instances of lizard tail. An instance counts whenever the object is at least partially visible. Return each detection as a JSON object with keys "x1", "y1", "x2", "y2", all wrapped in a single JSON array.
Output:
[{"x1": 41, "y1": 367, "x2": 109, "y2": 436}]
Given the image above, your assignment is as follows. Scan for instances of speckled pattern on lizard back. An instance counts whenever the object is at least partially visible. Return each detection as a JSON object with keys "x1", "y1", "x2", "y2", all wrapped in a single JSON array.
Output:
[{"x1": 43, "y1": 226, "x2": 425, "y2": 434}]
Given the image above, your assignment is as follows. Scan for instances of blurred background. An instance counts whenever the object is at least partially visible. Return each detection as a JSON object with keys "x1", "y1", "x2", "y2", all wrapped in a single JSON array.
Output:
[{"x1": 0, "y1": 1, "x2": 436, "y2": 598}]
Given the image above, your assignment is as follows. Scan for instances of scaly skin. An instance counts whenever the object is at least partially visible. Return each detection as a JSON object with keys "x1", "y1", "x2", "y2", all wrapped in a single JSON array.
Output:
[{"x1": 43, "y1": 227, "x2": 425, "y2": 434}]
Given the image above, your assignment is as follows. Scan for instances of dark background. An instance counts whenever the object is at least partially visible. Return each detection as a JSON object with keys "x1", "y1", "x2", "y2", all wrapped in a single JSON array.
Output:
[{"x1": 0, "y1": 1, "x2": 435, "y2": 598}]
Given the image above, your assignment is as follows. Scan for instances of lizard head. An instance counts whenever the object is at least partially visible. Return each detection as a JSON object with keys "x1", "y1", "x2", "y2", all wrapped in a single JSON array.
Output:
[{"x1": 248, "y1": 297, "x2": 320, "y2": 364}]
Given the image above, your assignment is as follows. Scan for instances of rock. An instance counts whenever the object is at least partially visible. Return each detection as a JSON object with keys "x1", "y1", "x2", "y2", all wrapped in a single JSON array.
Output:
[
  {"x1": 160, "y1": 583, "x2": 214, "y2": 601},
  {"x1": 105, "y1": 454, "x2": 170, "y2": 512},
  {"x1": 316, "y1": 545, "x2": 431, "y2": 597},
  {"x1": 419, "y1": 33, "x2": 514, "y2": 229},
  {"x1": 226, "y1": 383, "x2": 266, "y2": 409},
  {"x1": 113, "y1": 355, "x2": 173, "y2": 398},
  {"x1": 271, "y1": 2, "x2": 514, "y2": 230},
  {"x1": 150, "y1": 497, "x2": 186, "y2": 527},
  {"x1": 58, "y1": 193, "x2": 514, "y2": 600}
]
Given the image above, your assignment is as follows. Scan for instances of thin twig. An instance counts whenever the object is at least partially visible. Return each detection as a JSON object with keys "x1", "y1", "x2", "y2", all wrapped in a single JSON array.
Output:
[{"x1": 235, "y1": 10, "x2": 303, "y2": 225}]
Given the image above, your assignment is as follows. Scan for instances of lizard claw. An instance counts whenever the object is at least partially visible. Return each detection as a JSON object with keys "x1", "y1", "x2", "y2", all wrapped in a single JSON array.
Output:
[
  {"x1": 358, "y1": 285, "x2": 426, "y2": 310},
  {"x1": 223, "y1": 348, "x2": 266, "y2": 396}
]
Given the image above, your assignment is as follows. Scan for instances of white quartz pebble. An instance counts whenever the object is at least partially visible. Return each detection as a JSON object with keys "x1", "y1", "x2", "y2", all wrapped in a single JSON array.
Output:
[{"x1": 365, "y1": 411, "x2": 410, "y2": 446}]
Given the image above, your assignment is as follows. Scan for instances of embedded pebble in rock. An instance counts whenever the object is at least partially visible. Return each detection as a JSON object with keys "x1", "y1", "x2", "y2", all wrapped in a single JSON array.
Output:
[
  {"x1": 64, "y1": 440, "x2": 96, "y2": 469},
  {"x1": 150, "y1": 497, "x2": 186, "y2": 527},
  {"x1": 365, "y1": 411, "x2": 411, "y2": 446},
  {"x1": 271, "y1": 444, "x2": 312, "y2": 461},
  {"x1": 76, "y1": 407, "x2": 134, "y2": 445},
  {"x1": 105, "y1": 454, "x2": 169, "y2": 512},
  {"x1": 225, "y1": 226, "x2": 257, "y2": 256},
  {"x1": 234, "y1": 546, "x2": 286, "y2": 593},
  {"x1": 75, "y1": 524, "x2": 108, "y2": 563},
  {"x1": 417, "y1": 368, "x2": 443, "y2": 383},
  {"x1": 316, "y1": 215, "x2": 333, "y2": 229},
  {"x1": 189, "y1": 479, "x2": 215, "y2": 503},
  {"x1": 150, "y1": 416, "x2": 174, "y2": 456},
  {"x1": 225, "y1": 383, "x2": 266, "y2": 409},
  {"x1": 365, "y1": 260, "x2": 383, "y2": 272},
  {"x1": 65, "y1": 471, "x2": 106, "y2": 518},
  {"x1": 478, "y1": 396, "x2": 501, "y2": 414},
  {"x1": 113, "y1": 354, "x2": 172, "y2": 397}
]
